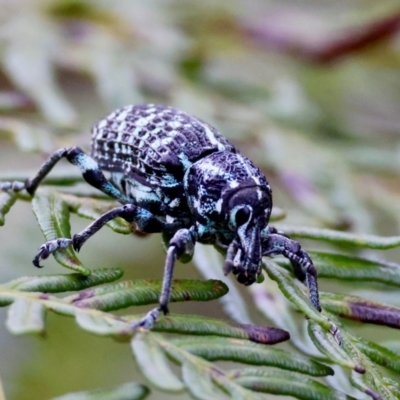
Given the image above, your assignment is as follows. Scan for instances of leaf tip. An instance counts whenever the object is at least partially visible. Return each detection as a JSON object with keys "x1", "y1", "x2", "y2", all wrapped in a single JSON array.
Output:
[{"x1": 236, "y1": 323, "x2": 290, "y2": 344}]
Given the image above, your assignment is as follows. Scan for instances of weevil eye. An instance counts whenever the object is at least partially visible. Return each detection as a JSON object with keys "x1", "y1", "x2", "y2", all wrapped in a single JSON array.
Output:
[{"x1": 234, "y1": 206, "x2": 251, "y2": 227}]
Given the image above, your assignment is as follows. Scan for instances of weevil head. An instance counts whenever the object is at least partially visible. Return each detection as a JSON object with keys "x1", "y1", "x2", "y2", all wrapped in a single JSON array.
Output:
[
  {"x1": 184, "y1": 151, "x2": 272, "y2": 285},
  {"x1": 222, "y1": 182, "x2": 272, "y2": 285}
]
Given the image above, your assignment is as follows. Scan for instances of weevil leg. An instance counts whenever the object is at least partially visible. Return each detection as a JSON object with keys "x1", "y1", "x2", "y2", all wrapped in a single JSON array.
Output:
[
  {"x1": 0, "y1": 149, "x2": 69, "y2": 193},
  {"x1": 262, "y1": 232, "x2": 321, "y2": 312},
  {"x1": 33, "y1": 204, "x2": 180, "y2": 267},
  {"x1": 0, "y1": 147, "x2": 129, "y2": 204},
  {"x1": 262, "y1": 230, "x2": 343, "y2": 346},
  {"x1": 222, "y1": 239, "x2": 240, "y2": 276},
  {"x1": 131, "y1": 227, "x2": 198, "y2": 330},
  {"x1": 264, "y1": 227, "x2": 306, "y2": 282}
]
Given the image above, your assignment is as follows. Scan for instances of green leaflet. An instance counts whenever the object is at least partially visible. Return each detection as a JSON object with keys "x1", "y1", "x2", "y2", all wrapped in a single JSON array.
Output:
[
  {"x1": 232, "y1": 367, "x2": 355, "y2": 400},
  {"x1": 77, "y1": 309, "x2": 289, "y2": 344},
  {"x1": 148, "y1": 314, "x2": 289, "y2": 345},
  {"x1": 264, "y1": 261, "x2": 333, "y2": 331},
  {"x1": 131, "y1": 333, "x2": 185, "y2": 392},
  {"x1": 6, "y1": 298, "x2": 46, "y2": 335},
  {"x1": 159, "y1": 335, "x2": 262, "y2": 400},
  {"x1": 31, "y1": 192, "x2": 90, "y2": 275},
  {"x1": 349, "y1": 370, "x2": 382, "y2": 400},
  {"x1": 320, "y1": 292, "x2": 400, "y2": 329},
  {"x1": 50, "y1": 382, "x2": 149, "y2": 400},
  {"x1": 356, "y1": 338, "x2": 400, "y2": 375},
  {"x1": 0, "y1": 191, "x2": 18, "y2": 226},
  {"x1": 275, "y1": 225, "x2": 400, "y2": 249},
  {"x1": 308, "y1": 321, "x2": 364, "y2": 372},
  {"x1": 343, "y1": 333, "x2": 396, "y2": 399},
  {"x1": 180, "y1": 356, "x2": 227, "y2": 400},
  {"x1": 4, "y1": 268, "x2": 123, "y2": 292},
  {"x1": 75, "y1": 309, "x2": 132, "y2": 337},
  {"x1": 64, "y1": 279, "x2": 229, "y2": 311},
  {"x1": 172, "y1": 336, "x2": 333, "y2": 376},
  {"x1": 277, "y1": 251, "x2": 400, "y2": 287}
]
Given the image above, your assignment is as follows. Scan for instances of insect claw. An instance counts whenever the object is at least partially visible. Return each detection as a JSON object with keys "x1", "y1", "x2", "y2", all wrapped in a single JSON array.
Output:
[
  {"x1": 72, "y1": 235, "x2": 84, "y2": 252},
  {"x1": 32, "y1": 255, "x2": 44, "y2": 268}
]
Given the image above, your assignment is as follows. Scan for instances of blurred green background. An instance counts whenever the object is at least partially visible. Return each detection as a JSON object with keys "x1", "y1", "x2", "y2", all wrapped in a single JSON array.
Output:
[{"x1": 1, "y1": 0, "x2": 400, "y2": 399}]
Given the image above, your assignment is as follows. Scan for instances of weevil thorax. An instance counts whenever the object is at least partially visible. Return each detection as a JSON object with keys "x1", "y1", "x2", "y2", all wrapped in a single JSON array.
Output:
[{"x1": 184, "y1": 151, "x2": 272, "y2": 285}]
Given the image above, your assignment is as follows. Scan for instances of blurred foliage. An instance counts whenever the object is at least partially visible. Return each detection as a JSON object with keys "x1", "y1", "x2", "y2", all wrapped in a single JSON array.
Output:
[{"x1": 1, "y1": 0, "x2": 400, "y2": 399}]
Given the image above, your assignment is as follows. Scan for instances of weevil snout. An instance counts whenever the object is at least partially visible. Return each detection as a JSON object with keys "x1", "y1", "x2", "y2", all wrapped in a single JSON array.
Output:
[
  {"x1": 233, "y1": 268, "x2": 259, "y2": 286},
  {"x1": 224, "y1": 234, "x2": 262, "y2": 286}
]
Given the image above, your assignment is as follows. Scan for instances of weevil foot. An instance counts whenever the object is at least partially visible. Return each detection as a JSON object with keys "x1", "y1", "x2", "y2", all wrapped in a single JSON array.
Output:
[
  {"x1": 131, "y1": 308, "x2": 160, "y2": 331},
  {"x1": 33, "y1": 238, "x2": 73, "y2": 268}
]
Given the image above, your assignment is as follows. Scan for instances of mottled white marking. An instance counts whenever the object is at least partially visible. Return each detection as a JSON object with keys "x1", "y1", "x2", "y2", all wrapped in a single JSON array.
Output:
[
  {"x1": 178, "y1": 153, "x2": 191, "y2": 169},
  {"x1": 138, "y1": 133, "x2": 150, "y2": 148},
  {"x1": 116, "y1": 110, "x2": 129, "y2": 122},
  {"x1": 203, "y1": 125, "x2": 226, "y2": 151},
  {"x1": 98, "y1": 119, "x2": 107, "y2": 129},
  {"x1": 78, "y1": 154, "x2": 98, "y2": 170},
  {"x1": 169, "y1": 121, "x2": 181, "y2": 129},
  {"x1": 108, "y1": 111, "x2": 117, "y2": 120},
  {"x1": 136, "y1": 117, "x2": 149, "y2": 127},
  {"x1": 169, "y1": 198, "x2": 180, "y2": 208},
  {"x1": 128, "y1": 180, "x2": 158, "y2": 203},
  {"x1": 215, "y1": 198, "x2": 223, "y2": 213},
  {"x1": 166, "y1": 215, "x2": 175, "y2": 223}
]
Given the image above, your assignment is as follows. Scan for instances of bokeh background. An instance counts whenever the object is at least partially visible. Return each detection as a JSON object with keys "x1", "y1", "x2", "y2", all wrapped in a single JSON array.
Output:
[{"x1": 1, "y1": 1, "x2": 400, "y2": 399}]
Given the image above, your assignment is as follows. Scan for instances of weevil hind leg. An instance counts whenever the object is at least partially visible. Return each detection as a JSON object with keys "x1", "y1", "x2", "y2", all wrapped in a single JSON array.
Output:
[
  {"x1": 0, "y1": 148, "x2": 69, "y2": 194},
  {"x1": 0, "y1": 147, "x2": 129, "y2": 204}
]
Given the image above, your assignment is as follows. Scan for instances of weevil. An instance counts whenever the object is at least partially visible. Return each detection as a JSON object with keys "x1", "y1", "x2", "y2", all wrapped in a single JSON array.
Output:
[{"x1": 0, "y1": 104, "x2": 339, "y2": 338}]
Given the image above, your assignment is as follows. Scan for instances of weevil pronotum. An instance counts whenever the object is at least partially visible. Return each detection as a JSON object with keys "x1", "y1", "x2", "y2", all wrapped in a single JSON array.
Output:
[{"x1": 0, "y1": 104, "x2": 341, "y2": 341}]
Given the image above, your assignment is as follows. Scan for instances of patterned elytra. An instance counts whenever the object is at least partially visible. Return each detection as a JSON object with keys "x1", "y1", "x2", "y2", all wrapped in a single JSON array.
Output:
[
  {"x1": 92, "y1": 104, "x2": 234, "y2": 176},
  {"x1": 1, "y1": 104, "x2": 338, "y2": 339}
]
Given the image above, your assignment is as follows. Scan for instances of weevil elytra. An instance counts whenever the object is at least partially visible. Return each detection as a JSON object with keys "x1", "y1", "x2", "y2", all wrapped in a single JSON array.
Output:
[{"x1": 0, "y1": 104, "x2": 339, "y2": 338}]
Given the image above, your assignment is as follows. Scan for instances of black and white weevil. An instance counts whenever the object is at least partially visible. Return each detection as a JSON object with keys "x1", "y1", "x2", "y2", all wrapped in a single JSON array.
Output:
[{"x1": 0, "y1": 104, "x2": 339, "y2": 338}]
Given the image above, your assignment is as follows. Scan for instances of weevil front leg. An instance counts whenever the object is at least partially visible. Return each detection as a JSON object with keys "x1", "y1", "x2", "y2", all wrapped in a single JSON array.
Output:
[
  {"x1": 262, "y1": 228, "x2": 343, "y2": 345},
  {"x1": 262, "y1": 229, "x2": 321, "y2": 312},
  {"x1": 33, "y1": 203, "x2": 181, "y2": 267},
  {"x1": 0, "y1": 147, "x2": 129, "y2": 204},
  {"x1": 131, "y1": 226, "x2": 198, "y2": 330}
]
